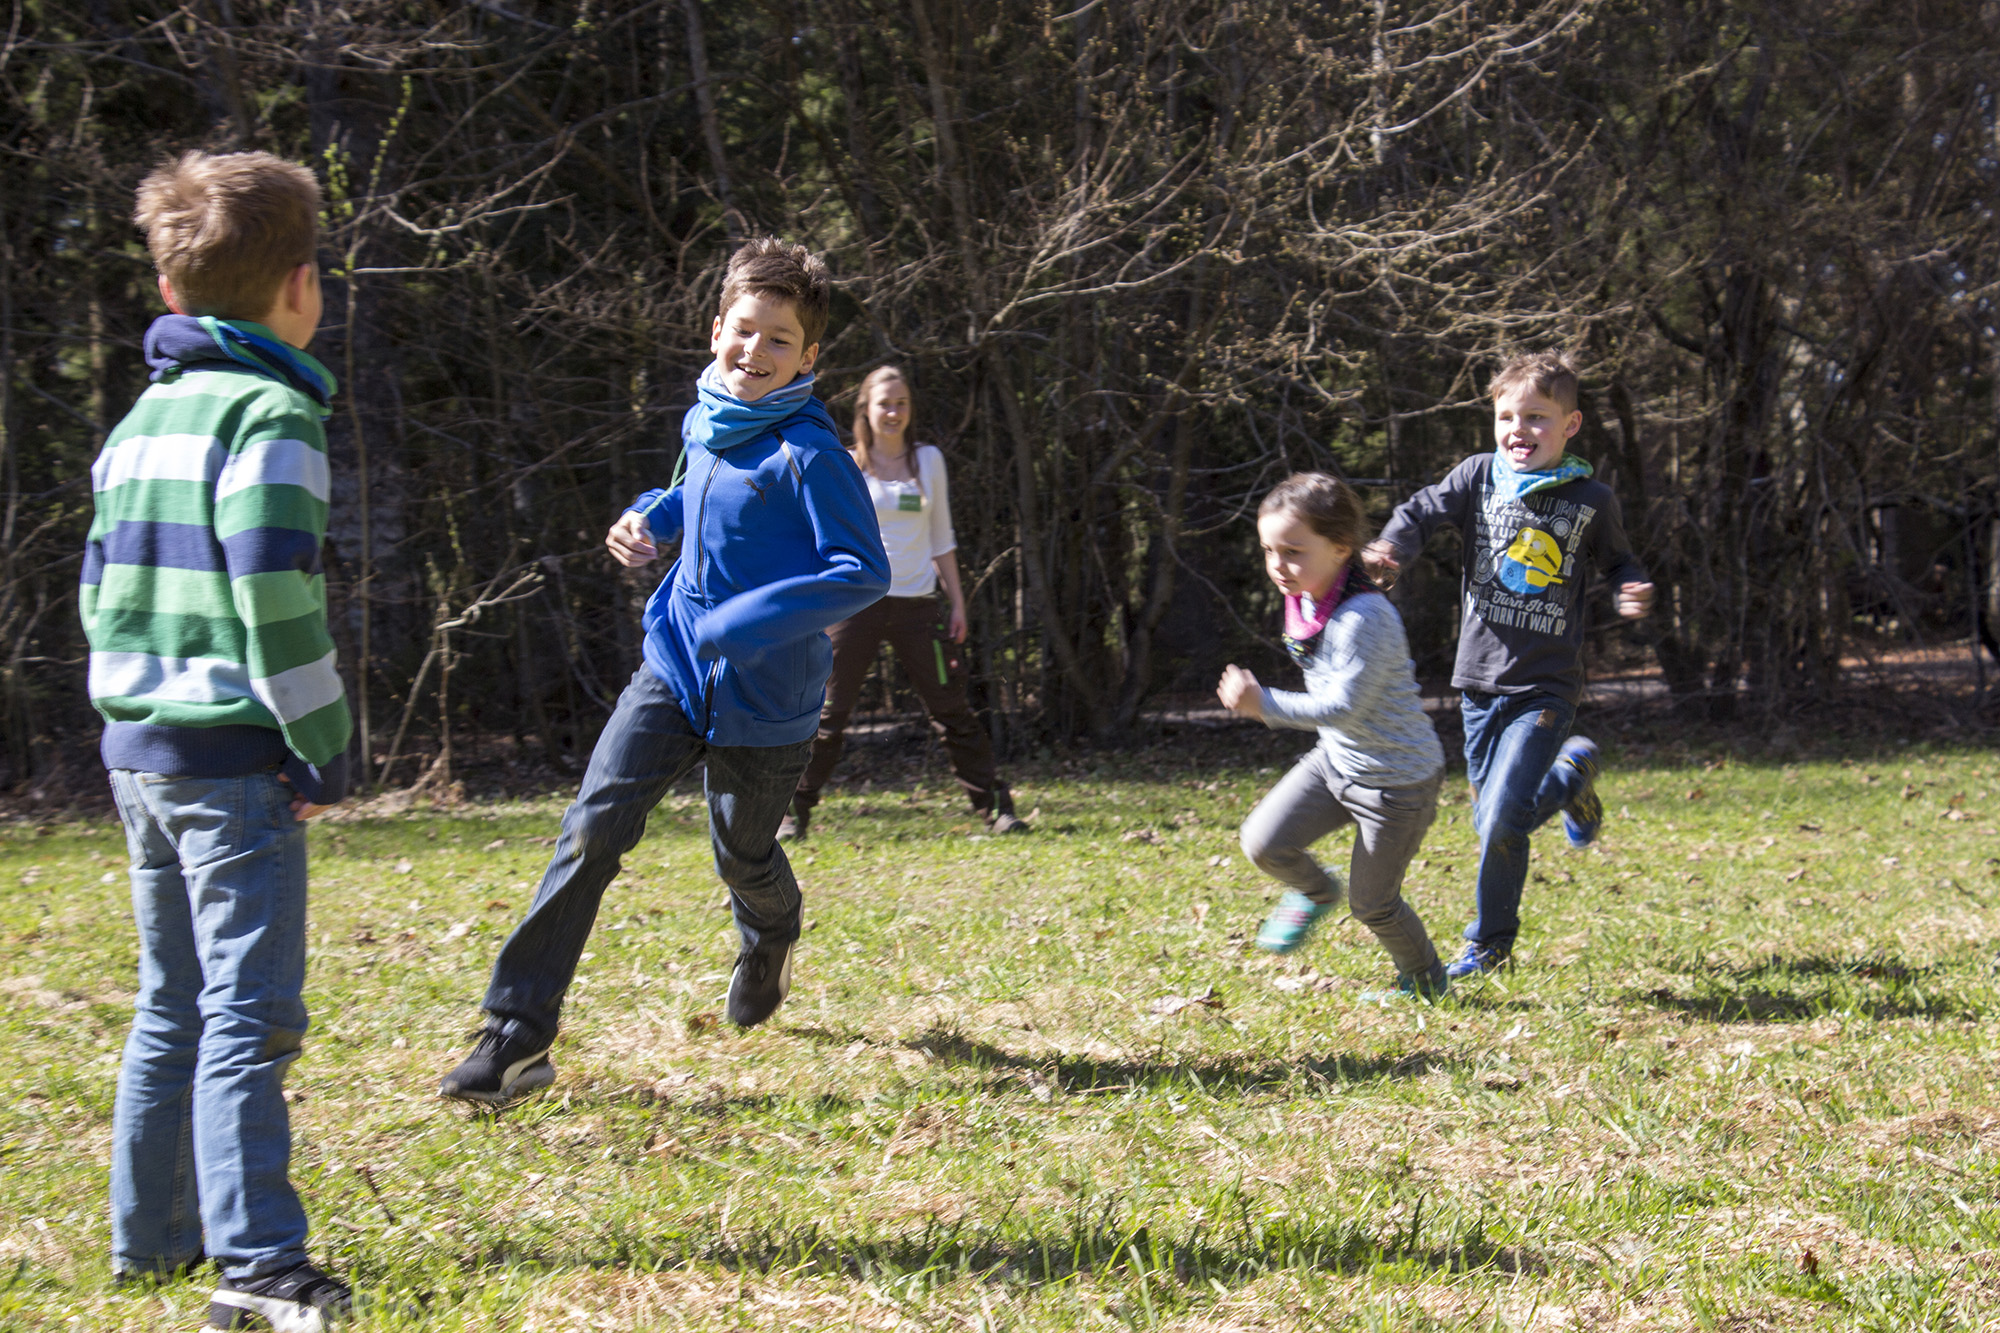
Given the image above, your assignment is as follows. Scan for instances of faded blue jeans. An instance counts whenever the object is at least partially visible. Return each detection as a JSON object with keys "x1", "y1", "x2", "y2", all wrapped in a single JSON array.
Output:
[
  {"x1": 1459, "y1": 689, "x2": 1584, "y2": 954},
  {"x1": 482, "y1": 666, "x2": 811, "y2": 1044},
  {"x1": 108, "y1": 768, "x2": 312, "y2": 1283}
]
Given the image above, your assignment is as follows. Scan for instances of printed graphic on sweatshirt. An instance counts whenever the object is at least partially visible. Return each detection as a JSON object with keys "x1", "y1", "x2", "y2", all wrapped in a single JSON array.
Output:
[{"x1": 1467, "y1": 488, "x2": 1598, "y2": 637}]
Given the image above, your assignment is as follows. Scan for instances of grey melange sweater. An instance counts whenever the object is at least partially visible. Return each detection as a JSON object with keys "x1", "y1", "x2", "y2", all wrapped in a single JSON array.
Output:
[{"x1": 1258, "y1": 591, "x2": 1445, "y2": 790}]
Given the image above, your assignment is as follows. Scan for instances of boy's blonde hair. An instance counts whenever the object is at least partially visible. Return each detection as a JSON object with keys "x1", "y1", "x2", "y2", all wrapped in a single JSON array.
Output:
[
  {"x1": 1489, "y1": 350, "x2": 1581, "y2": 414},
  {"x1": 1260, "y1": 472, "x2": 1370, "y2": 553},
  {"x1": 719, "y1": 238, "x2": 831, "y2": 350},
  {"x1": 134, "y1": 151, "x2": 320, "y2": 320}
]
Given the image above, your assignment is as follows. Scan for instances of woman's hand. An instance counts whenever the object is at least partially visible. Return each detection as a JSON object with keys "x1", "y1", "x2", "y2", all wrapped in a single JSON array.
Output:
[
  {"x1": 947, "y1": 599, "x2": 968, "y2": 643},
  {"x1": 606, "y1": 511, "x2": 659, "y2": 567},
  {"x1": 1217, "y1": 665, "x2": 1264, "y2": 720}
]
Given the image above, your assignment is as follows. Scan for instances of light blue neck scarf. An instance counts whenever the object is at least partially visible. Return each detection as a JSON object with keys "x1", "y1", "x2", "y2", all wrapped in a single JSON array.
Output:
[
  {"x1": 1490, "y1": 448, "x2": 1592, "y2": 503},
  {"x1": 683, "y1": 363, "x2": 823, "y2": 454}
]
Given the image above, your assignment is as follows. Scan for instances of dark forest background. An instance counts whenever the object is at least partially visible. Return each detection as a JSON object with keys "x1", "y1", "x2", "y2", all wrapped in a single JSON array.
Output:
[{"x1": 4, "y1": 0, "x2": 1997, "y2": 795}]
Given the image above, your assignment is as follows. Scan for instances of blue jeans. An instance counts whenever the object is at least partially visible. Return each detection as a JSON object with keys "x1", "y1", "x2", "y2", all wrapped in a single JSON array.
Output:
[
  {"x1": 1459, "y1": 689, "x2": 1582, "y2": 953},
  {"x1": 482, "y1": 666, "x2": 811, "y2": 1043},
  {"x1": 107, "y1": 768, "x2": 311, "y2": 1283}
]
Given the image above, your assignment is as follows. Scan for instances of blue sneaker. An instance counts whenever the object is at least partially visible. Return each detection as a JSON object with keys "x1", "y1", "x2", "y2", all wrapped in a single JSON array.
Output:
[
  {"x1": 1556, "y1": 736, "x2": 1602, "y2": 848},
  {"x1": 1444, "y1": 941, "x2": 1509, "y2": 980},
  {"x1": 1256, "y1": 890, "x2": 1338, "y2": 954}
]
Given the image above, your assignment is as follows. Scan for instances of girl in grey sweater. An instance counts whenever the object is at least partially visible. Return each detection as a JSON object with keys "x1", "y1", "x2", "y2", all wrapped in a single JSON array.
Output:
[{"x1": 1217, "y1": 473, "x2": 1449, "y2": 999}]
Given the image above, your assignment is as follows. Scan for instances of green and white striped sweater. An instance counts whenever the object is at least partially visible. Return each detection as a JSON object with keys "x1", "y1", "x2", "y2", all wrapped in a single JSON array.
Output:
[{"x1": 82, "y1": 316, "x2": 351, "y2": 793}]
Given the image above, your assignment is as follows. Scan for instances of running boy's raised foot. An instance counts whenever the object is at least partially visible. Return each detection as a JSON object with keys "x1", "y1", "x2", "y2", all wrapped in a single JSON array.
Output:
[
  {"x1": 440, "y1": 239, "x2": 889, "y2": 1101},
  {"x1": 437, "y1": 1027, "x2": 555, "y2": 1105}
]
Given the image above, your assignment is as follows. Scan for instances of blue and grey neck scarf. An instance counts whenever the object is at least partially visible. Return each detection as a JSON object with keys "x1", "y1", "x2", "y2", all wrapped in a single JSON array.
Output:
[
  {"x1": 683, "y1": 363, "x2": 829, "y2": 454},
  {"x1": 1489, "y1": 448, "x2": 1592, "y2": 503},
  {"x1": 142, "y1": 314, "x2": 336, "y2": 416}
]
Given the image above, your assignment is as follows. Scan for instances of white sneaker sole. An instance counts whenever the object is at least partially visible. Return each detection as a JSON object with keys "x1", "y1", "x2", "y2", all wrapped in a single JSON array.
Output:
[{"x1": 208, "y1": 1290, "x2": 347, "y2": 1332}]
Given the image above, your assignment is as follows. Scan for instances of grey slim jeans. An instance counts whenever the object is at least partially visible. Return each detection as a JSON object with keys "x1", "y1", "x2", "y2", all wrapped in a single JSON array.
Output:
[{"x1": 1239, "y1": 747, "x2": 1444, "y2": 975}]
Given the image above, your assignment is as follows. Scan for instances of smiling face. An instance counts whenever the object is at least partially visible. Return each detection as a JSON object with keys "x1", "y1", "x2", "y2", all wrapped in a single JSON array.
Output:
[
  {"x1": 709, "y1": 292, "x2": 819, "y2": 402},
  {"x1": 1258, "y1": 510, "x2": 1351, "y2": 603},
  {"x1": 1492, "y1": 384, "x2": 1581, "y2": 472},
  {"x1": 865, "y1": 376, "x2": 912, "y2": 446}
]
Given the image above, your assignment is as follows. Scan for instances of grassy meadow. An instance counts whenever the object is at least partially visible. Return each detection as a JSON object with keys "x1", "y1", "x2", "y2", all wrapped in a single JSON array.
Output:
[{"x1": 3, "y1": 725, "x2": 1999, "y2": 1331}]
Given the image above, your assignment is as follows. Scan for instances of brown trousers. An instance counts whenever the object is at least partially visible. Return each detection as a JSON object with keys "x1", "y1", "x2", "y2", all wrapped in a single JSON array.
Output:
[{"x1": 794, "y1": 594, "x2": 999, "y2": 813}]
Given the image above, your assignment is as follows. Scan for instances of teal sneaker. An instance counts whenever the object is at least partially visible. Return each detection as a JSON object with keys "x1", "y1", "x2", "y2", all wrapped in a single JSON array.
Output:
[
  {"x1": 1256, "y1": 890, "x2": 1338, "y2": 954},
  {"x1": 1556, "y1": 736, "x2": 1602, "y2": 847}
]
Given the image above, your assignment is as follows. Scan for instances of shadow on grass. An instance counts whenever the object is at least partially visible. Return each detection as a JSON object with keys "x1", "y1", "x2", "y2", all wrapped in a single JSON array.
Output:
[
  {"x1": 787, "y1": 1023, "x2": 1463, "y2": 1094},
  {"x1": 1631, "y1": 953, "x2": 1966, "y2": 1023},
  {"x1": 470, "y1": 1195, "x2": 1547, "y2": 1291}
]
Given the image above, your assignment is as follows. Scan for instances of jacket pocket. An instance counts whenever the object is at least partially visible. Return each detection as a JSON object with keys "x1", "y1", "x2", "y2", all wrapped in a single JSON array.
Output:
[{"x1": 728, "y1": 637, "x2": 824, "y2": 727}]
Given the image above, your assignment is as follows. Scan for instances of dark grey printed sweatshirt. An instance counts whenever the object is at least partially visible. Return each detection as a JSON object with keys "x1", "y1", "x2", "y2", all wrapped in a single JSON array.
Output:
[
  {"x1": 1376, "y1": 453, "x2": 1647, "y2": 705},
  {"x1": 1259, "y1": 591, "x2": 1445, "y2": 790}
]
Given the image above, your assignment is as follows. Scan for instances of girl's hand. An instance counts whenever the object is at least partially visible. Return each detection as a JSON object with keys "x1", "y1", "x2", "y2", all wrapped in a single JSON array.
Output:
[
  {"x1": 606, "y1": 511, "x2": 659, "y2": 567},
  {"x1": 1217, "y1": 665, "x2": 1264, "y2": 719},
  {"x1": 947, "y1": 600, "x2": 968, "y2": 643},
  {"x1": 1616, "y1": 581, "x2": 1655, "y2": 619}
]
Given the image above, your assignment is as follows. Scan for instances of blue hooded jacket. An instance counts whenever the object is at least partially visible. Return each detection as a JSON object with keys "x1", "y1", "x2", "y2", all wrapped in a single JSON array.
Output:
[{"x1": 628, "y1": 368, "x2": 890, "y2": 746}]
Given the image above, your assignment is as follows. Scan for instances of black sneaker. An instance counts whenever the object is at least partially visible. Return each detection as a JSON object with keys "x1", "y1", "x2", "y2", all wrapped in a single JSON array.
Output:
[
  {"x1": 208, "y1": 1261, "x2": 350, "y2": 1331},
  {"x1": 983, "y1": 782, "x2": 1032, "y2": 835},
  {"x1": 725, "y1": 940, "x2": 793, "y2": 1028},
  {"x1": 776, "y1": 803, "x2": 809, "y2": 842},
  {"x1": 437, "y1": 1027, "x2": 555, "y2": 1105}
]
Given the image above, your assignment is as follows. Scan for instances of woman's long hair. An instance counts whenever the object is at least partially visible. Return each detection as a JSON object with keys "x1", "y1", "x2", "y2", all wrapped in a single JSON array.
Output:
[{"x1": 850, "y1": 365, "x2": 923, "y2": 500}]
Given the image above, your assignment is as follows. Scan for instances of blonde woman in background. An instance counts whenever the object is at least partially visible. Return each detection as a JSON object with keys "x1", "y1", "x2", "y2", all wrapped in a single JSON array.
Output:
[{"x1": 780, "y1": 366, "x2": 1028, "y2": 839}]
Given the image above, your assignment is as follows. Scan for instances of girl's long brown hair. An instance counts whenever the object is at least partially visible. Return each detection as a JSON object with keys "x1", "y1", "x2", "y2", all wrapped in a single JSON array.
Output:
[
  {"x1": 1259, "y1": 472, "x2": 1369, "y2": 555},
  {"x1": 850, "y1": 365, "x2": 924, "y2": 500}
]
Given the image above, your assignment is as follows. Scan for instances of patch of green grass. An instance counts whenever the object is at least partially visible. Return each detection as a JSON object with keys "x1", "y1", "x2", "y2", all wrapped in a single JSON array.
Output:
[{"x1": 4, "y1": 736, "x2": 2000, "y2": 1329}]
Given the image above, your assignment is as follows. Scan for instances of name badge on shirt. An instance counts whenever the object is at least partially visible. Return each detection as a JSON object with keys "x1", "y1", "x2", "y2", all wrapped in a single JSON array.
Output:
[{"x1": 897, "y1": 491, "x2": 923, "y2": 512}]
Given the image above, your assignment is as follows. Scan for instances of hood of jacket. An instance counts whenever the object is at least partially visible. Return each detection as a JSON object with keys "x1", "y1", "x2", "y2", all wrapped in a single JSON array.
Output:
[{"x1": 143, "y1": 314, "x2": 337, "y2": 414}]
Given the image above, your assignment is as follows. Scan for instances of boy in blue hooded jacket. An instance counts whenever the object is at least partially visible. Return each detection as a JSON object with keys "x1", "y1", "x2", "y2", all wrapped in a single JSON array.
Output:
[{"x1": 442, "y1": 239, "x2": 889, "y2": 1103}]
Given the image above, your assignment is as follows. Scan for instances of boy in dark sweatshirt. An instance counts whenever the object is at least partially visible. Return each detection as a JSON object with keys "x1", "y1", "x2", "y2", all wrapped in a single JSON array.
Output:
[
  {"x1": 1366, "y1": 352, "x2": 1652, "y2": 980},
  {"x1": 441, "y1": 239, "x2": 889, "y2": 1103}
]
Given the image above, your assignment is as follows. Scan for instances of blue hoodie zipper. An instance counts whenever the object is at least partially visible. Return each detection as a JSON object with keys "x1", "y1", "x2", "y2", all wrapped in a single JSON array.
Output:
[{"x1": 694, "y1": 449, "x2": 724, "y2": 734}]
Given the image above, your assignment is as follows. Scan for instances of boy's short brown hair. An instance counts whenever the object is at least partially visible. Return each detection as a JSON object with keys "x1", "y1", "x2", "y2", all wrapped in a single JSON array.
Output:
[
  {"x1": 1489, "y1": 350, "x2": 1581, "y2": 414},
  {"x1": 134, "y1": 151, "x2": 319, "y2": 320},
  {"x1": 719, "y1": 238, "x2": 830, "y2": 350}
]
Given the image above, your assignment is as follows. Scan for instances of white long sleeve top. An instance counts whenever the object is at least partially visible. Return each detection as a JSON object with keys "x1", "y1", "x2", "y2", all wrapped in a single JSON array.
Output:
[{"x1": 865, "y1": 444, "x2": 957, "y2": 597}]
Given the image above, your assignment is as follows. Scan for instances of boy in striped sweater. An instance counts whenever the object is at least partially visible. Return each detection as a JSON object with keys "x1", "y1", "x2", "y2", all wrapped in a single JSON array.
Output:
[{"x1": 83, "y1": 152, "x2": 352, "y2": 1331}]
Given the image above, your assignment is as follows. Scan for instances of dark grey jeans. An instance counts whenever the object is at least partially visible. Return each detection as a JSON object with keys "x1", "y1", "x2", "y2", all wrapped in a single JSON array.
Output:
[
  {"x1": 1239, "y1": 747, "x2": 1444, "y2": 975},
  {"x1": 481, "y1": 666, "x2": 810, "y2": 1043}
]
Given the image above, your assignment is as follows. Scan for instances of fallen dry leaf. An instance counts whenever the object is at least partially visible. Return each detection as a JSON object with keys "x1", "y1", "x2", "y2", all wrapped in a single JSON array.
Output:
[{"x1": 1147, "y1": 986, "x2": 1224, "y2": 1016}]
